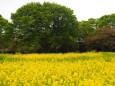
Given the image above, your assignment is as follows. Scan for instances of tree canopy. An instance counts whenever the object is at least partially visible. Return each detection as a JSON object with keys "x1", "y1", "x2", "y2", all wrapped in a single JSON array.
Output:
[
  {"x1": 0, "y1": 2, "x2": 115, "y2": 53},
  {"x1": 11, "y1": 2, "x2": 79, "y2": 53},
  {"x1": 85, "y1": 27, "x2": 115, "y2": 52},
  {"x1": 97, "y1": 13, "x2": 115, "y2": 28},
  {"x1": 0, "y1": 15, "x2": 13, "y2": 53}
]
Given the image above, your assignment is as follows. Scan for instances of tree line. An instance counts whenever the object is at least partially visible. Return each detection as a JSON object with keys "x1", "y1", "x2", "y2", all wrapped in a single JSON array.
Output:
[{"x1": 0, "y1": 2, "x2": 115, "y2": 53}]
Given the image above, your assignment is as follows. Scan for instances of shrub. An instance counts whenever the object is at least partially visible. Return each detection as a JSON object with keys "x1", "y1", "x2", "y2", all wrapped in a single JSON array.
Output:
[{"x1": 85, "y1": 27, "x2": 115, "y2": 52}]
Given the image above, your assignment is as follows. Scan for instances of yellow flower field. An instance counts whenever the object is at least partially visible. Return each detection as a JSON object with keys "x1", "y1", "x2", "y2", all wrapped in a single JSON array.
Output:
[{"x1": 0, "y1": 52, "x2": 115, "y2": 86}]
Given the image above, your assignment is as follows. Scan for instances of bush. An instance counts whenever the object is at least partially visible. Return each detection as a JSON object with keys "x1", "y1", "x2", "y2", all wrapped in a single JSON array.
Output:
[{"x1": 85, "y1": 27, "x2": 115, "y2": 52}]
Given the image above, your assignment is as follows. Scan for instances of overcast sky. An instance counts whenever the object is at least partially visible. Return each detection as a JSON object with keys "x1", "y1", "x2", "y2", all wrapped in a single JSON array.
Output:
[{"x1": 0, "y1": 0, "x2": 115, "y2": 21}]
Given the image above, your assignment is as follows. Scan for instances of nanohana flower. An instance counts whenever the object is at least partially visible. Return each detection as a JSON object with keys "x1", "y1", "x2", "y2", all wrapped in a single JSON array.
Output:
[{"x1": 0, "y1": 52, "x2": 114, "y2": 86}]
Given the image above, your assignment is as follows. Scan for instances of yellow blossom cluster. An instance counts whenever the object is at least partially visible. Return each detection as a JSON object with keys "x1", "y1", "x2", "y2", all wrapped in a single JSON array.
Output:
[{"x1": 0, "y1": 52, "x2": 115, "y2": 86}]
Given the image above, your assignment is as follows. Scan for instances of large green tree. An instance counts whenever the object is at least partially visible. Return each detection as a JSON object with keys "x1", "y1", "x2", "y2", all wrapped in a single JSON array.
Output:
[
  {"x1": 0, "y1": 15, "x2": 13, "y2": 53},
  {"x1": 78, "y1": 18, "x2": 97, "y2": 51},
  {"x1": 97, "y1": 13, "x2": 115, "y2": 28},
  {"x1": 11, "y1": 2, "x2": 78, "y2": 53},
  {"x1": 78, "y1": 18, "x2": 98, "y2": 40}
]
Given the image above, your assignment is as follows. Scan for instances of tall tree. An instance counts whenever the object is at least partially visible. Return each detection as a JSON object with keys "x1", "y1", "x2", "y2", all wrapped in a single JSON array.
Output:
[
  {"x1": 78, "y1": 18, "x2": 97, "y2": 41},
  {"x1": 0, "y1": 15, "x2": 13, "y2": 53},
  {"x1": 97, "y1": 13, "x2": 115, "y2": 28},
  {"x1": 85, "y1": 27, "x2": 115, "y2": 52},
  {"x1": 11, "y1": 2, "x2": 79, "y2": 53}
]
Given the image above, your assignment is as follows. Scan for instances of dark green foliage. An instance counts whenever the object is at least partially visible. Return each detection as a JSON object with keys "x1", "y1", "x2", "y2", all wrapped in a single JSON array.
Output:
[
  {"x1": 78, "y1": 14, "x2": 115, "y2": 52},
  {"x1": 78, "y1": 18, "x2": 98, "y2": 52},
  {"x1": 0, "y1": 2, "x2": 115, "y2": 53},
  {"x1": 97, "y1": 13, "x2": 115, "y2": 28},
  {"x1": 11, "y1": 2, "x2": 79, "y2": 53},
  {"x1": 78, "y1": 18, "x2": 97, "y2": 40},
  {"x1": 0, "y1": 15, "x2": 13, "y2": 53}
]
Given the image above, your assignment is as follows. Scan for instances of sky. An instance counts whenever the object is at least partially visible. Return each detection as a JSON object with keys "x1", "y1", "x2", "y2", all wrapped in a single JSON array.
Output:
[{"x1": 0, "y1": 0, "x2": 115, "y2": 22}]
